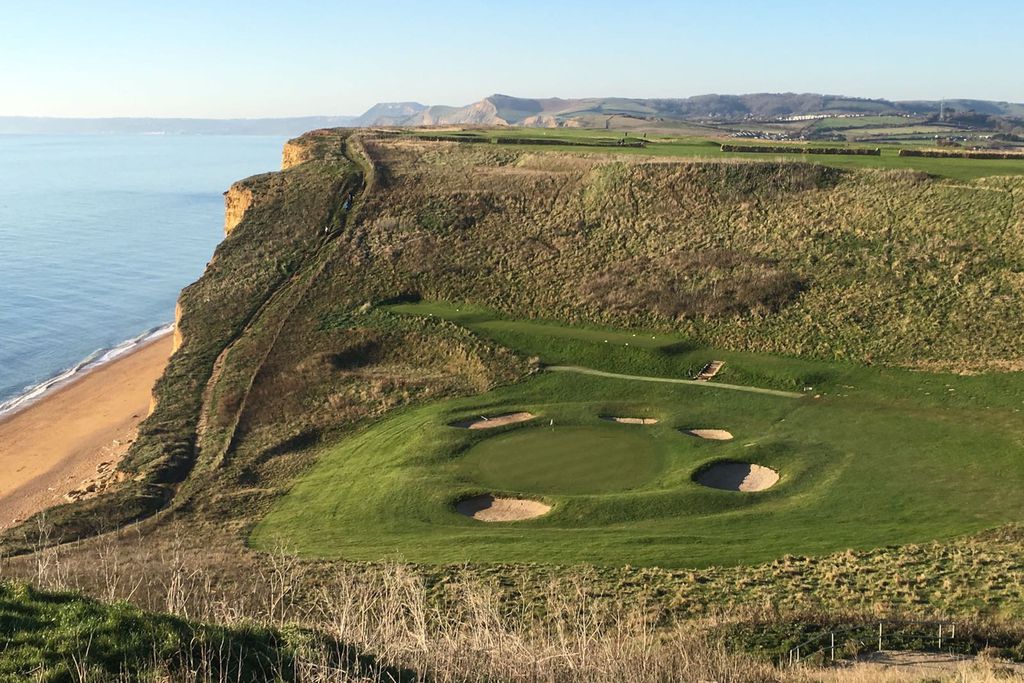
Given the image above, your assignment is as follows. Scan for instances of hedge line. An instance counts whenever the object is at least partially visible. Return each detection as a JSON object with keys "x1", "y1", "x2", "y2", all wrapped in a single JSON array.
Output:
[
  {"x1": 898, "y1": 148, "x2": 1024, "y2": 160},
  {"x1": 721, "y1": 144, "x2": 881, "y2": 156},
  {"x1": 415, "y1": 134, "x2": 647, "y2": 149},
  {"x1": 493, "y1": 137, "x2": 647, "y2": 148}
]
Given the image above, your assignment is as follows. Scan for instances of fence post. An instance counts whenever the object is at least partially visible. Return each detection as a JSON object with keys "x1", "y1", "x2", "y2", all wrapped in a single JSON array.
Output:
[
  {"x1": 831, "y1": 632, "x2": 835, "y2": 662},
  {"x1": 952, "y1": 623, "x2": 956, "y2": 640},
  {"x1": 939, "y1": 624, "x2": 943, "y2": 650},
  {"x1": 878, "y1": 622, "x2": 883, "y2": 652}
]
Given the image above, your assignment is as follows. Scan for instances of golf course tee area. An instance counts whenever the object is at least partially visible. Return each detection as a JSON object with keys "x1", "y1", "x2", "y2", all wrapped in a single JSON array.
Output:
[{"x1": 251, "y1": 302, "x2": 1024, "y2": 568}]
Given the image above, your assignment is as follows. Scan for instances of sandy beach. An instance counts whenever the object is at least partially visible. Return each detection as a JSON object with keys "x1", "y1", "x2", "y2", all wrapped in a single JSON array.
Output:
[{"x1": 0, "y1": 333, "x2": 173, "y2": 529}]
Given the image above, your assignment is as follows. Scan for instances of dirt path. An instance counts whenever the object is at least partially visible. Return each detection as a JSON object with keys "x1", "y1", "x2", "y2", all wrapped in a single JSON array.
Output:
[
  {"x1": 546, "y1": 365, "x2": 804, "y2": 398},
  {"x1": 195, "y1": 134, "x2": 370, "y2": 471}
]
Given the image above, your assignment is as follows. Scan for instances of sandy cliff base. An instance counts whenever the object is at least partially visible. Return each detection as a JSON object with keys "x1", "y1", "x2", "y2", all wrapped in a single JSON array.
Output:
[{"x1": 0, "y1": 334, "x2": 173, "y2": 529}]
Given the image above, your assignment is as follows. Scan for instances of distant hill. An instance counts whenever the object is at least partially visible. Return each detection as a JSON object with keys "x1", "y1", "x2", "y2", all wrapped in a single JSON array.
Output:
[
  {"x1": 356, "y1": 93, "x2": 1024, "y2": 127},
  {"x1": 5, "y1": 94, "x2": 1022, "y2": 134},
  {"x1": 0, "y1": 115, "x2": 358, "y2": 135},
  {"x1": 353, "y1": 102, "x2": 426, "y2": 126}
]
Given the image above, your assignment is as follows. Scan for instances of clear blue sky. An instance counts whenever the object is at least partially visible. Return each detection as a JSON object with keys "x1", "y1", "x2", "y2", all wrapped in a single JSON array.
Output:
[{"x1": 4, "y1": 0, "x2": 1022, "y2": 118}]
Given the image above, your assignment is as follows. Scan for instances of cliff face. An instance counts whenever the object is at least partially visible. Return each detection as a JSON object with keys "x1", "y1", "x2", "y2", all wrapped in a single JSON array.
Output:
[
  {"x1": 172, "y1": 302, "x2": 184, "y2": 354},
  {"x1": 223, "y1": 184, "x2": 255, "y2": 236},
  {"x1": 281, "y1": 140, "x2": 311, "y2": 170}
]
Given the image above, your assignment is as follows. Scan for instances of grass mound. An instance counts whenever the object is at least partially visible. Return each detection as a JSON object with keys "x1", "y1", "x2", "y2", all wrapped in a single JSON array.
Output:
[{"x1": 0, "y1": 581, "x2": 295, "y2": 682}]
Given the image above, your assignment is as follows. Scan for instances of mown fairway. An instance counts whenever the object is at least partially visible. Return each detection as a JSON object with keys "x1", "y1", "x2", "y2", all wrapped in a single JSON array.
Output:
[{"x1": 251, "y1": 303, "x2": 1024, "y2": 568}]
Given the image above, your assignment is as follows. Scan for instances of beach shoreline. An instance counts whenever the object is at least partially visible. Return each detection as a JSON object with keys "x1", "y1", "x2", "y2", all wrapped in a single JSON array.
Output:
[{"x1": 0, "y1": 331, "x2": 174, "y2": 530}]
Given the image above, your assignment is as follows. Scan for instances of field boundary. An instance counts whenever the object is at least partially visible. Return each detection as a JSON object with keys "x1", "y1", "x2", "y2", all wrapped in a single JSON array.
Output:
[{"x1": 546, "y1": 365, "x2": 805, "y2": 398}]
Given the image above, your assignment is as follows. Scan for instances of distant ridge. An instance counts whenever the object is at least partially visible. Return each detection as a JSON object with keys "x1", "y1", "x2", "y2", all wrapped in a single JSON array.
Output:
[
  {"x1": 5, "y1": 93, "x2": 1023, "y2": 134},
  {"x1": 358, "y1": 93, "x2": 1024, "y2": 127}
]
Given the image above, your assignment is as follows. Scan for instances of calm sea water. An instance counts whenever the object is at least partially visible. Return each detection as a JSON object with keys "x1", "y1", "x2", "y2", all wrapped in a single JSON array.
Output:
[{"x1": 0, "y1": 134, "x2": 286, "y2": 414}]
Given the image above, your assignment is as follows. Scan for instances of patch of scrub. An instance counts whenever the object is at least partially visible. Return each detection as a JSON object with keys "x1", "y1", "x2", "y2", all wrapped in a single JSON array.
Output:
[
  {"x1": 600, "y1": 416, "x2": 658, "y2": 425},
  {"x1": 456, "y1": 494, "x2": 550, "y2": 522},
  {"x1": 683, "y1": 428, "x2": 734, "y2": 441},
  {"x1": 695, "y1": 461, "x2": 779, "y2": 492},
  {"x1": 449, "y1": 412, "x2": 535, "y2": 429}
]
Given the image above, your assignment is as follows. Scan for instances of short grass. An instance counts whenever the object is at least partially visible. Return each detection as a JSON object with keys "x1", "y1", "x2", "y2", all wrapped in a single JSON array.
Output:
[
  {"x1": 251, "y1": 302, "x2": 1024, "y2": 568},
  {"x1": 456, "y1": 424, "x2": 669, "y2": 494},
  {"x1": 412, "y1": 129, "x2": 1024, "y2": 180}
]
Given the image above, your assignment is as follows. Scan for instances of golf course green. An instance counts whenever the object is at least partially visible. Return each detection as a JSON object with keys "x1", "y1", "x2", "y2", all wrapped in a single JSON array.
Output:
[
  {"x1": 251, "y1": 301, "x2": 1024, "y2": 568},
  {"x1": 456, "y1": 425, "x2": 668, "y2": 495}
]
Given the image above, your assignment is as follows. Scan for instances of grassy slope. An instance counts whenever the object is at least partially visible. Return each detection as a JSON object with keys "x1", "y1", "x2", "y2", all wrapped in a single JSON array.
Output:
[
  {"x1": 0, "y1": 582, "x2": 296, "y2": 682},
  {"x1": 252, "y1": 303, "x2": 1024, "y2": 568}
]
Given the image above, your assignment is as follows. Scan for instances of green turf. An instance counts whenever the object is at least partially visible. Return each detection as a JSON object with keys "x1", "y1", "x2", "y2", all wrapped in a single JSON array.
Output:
[
  {"x1": 455, "y1": 424, "x2": 668, "y2": 494},
  {"x1": 251, "y1": 302, "x2": 1024, "y2": 568},
  {"x1": 0, "y1": 581, "x2": 298, "y2": 682}
]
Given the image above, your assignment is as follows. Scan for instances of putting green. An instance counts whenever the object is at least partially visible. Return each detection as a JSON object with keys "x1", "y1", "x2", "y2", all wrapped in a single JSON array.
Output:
[{"x1": 455, "y1": 425, "x2": 667, "y2": 494}]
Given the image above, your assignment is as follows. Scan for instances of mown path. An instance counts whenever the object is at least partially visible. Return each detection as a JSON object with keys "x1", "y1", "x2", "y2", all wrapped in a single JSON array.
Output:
[{"x1": 546, "y1": 365, "x2": 805, "y2": 399}]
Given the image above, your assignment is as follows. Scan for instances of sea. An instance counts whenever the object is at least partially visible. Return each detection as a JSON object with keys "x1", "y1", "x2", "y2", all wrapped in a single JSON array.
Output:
[{"x1": 0, "y1": 134, "x2": 287, "y2": 416}]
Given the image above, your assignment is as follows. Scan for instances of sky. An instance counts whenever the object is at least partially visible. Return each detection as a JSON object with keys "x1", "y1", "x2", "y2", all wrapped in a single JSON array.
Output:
[{"x1": 3, "y1": 0, "x2": 1022, "y2": 118}]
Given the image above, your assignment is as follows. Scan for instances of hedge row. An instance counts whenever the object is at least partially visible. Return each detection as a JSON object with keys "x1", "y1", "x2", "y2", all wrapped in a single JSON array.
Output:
[
  {"x1": 493, "y1": 137, "x2": 647, "y2": 148},
  {"x1": 416, "y1": 134, "x2": 489, "y2": 144},
  {"x1": 898, "y1": 148, "x2": 1024, "y2": 160},
  {"x1": 721, "y1": 144, "x2": 881, "y2": 156},
  {"x1": 415, "y1": 134, "x2": 647, "y2": 148}
]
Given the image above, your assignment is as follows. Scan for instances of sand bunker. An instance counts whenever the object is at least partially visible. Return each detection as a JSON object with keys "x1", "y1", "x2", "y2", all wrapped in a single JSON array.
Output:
[
  {"x1": 450, "y1": 412, "x2": 536, "y2": 429},
  {"x1": 683, "y1": 428, "x2": 734, "y2": 441},
  {"x1": 695, "y1": 461, "x2": 779, "y2": 492},
  {"x1": 456, "y1": 494, "x2": 551, "y2": 521},
  {"x1": 600, "y1": 416, "x2": 659, "y2": 425}
]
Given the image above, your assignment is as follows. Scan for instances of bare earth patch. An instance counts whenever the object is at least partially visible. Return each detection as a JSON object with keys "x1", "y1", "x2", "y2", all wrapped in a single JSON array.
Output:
[
  {"x1": 695, "y1": 462, "x2": 779, "y2": 492},
  {"x1": 450, "y1": 412, "x2": 535, "y2": 429},
  {"x1": 684, "y1": 428, "x2": 734, "y2": 441},
  {"x1": 600, "y1": 416, "x2": 659, "y2": 425},
  {"x1": 456, "y1": 494, "x2": 551, "y2": 522}
]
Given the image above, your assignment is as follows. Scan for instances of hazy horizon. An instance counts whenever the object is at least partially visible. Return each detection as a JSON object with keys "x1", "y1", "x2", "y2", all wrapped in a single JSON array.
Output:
[
  {"x1": 4, "y1": 88, "x2": 1024, "y2": 122},
  {"x1": 5, "y1": 0, "x2": 1023, "y2": 119}
]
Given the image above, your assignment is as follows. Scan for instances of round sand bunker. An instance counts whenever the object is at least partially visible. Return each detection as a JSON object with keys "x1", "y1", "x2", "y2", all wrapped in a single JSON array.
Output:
[
  {"x1": 456, "y1": 494, "x2": 551, "y2": 522},
  {"x1": 683, "y1": 428, "x2": 733, "y2": 441},
  {"x1": 450, "y1": 412, "x2": 535, "y2": 429},
  {"x1": 694, "y1": 461, "x2": 779, "y2": 492}
]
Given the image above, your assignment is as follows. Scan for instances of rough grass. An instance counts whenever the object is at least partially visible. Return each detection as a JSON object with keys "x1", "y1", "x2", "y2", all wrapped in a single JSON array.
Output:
[
  {"x1": 0, "y1": 581, "x2": 298, "y2": 682},
  {"x1": 7, "y1": 529, "x2": 1024, "y2": 683}
]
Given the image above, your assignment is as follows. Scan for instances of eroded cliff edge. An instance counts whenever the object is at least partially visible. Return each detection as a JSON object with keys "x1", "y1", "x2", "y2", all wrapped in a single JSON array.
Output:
[{"x1": 1, "y1": 130, "x2": 364, "y2": 552}]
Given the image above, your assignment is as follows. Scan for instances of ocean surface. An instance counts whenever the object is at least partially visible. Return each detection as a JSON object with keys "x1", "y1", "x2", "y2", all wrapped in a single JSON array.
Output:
[{"x1": 0, "y1": 134, "x2": 287, "y2": 415}]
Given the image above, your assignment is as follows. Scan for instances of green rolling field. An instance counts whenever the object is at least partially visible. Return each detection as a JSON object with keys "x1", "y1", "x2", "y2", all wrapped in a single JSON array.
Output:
[
  {"x1": 413, "y1": 129, "x2": 1024, "y2": 180},
  {"x1": 252, "y1": 302, "x2": 1024, "y2": 568}
]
